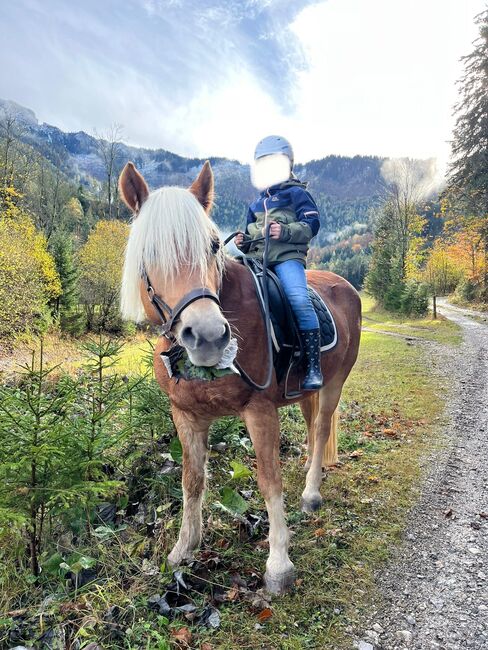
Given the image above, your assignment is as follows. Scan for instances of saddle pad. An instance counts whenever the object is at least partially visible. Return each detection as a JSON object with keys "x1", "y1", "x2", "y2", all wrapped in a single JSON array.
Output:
[{"x1": 308, "y1": 286, "x2": 338, "y2": 352}]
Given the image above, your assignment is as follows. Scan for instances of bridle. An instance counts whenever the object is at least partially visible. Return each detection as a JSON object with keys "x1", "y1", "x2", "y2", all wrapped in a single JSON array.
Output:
[
  {"x1": 143, "y1": 230, "x2": 274, "y2": 391},
  {"x1": 142, "y1": 238, "x2": 221, "y2": 341}
]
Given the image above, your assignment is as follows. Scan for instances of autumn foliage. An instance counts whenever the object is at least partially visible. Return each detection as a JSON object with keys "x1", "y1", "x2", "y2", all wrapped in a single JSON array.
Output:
[
  {"x1": 0, "y1": 185, "x2": 61, "y2": 340},
  {"x1": 79, "y1": 220, "x2": 130, "y2": 331}
]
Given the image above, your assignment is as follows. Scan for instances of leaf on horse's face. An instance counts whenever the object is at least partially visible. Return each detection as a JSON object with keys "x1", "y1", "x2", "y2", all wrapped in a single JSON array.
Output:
[{"x1": 215, "y1": 487, "x2": 248, "y2": 516}]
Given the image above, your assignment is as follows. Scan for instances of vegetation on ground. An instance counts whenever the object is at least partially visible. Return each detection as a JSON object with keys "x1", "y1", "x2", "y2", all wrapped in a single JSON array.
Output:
[
  {"x1": 0, "y1": 298, "x2": 455, "y2": 649},
  {"x1": 361, "y1": 294, "x2": 462, "y2": 346}
]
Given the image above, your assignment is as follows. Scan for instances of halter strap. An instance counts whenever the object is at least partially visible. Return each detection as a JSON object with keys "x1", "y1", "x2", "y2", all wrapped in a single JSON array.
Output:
[{"x1": 141, "y1": 267, "x2": 220, "y2": 339}]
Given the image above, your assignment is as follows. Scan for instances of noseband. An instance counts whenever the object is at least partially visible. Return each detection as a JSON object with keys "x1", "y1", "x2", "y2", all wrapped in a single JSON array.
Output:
[{"x1": 142, "y1": 238, "x2": 221, "y2": 340}]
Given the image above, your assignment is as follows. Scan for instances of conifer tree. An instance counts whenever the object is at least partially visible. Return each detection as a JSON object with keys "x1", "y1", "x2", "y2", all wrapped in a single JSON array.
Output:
[
  {"x1": 446, "y1": 9, "x2": 488, "y2": 299},
  {"x1": 448, "y1": 9, "x2": 488, "y2": 212}
]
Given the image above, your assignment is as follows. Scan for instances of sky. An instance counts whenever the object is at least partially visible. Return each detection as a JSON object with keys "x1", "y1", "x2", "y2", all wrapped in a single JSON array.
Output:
[{"x1": 0, "y1": 0, "x2": 485, "y2": 167}]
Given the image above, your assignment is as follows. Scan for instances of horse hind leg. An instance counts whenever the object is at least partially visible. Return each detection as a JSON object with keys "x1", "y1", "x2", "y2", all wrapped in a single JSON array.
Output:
[
  {"x1": 299, "y1": 394, "x2": 318, "y2": 471},
  {"x1": 300, "y1": 393, "x2": 339, "y2": 472},
  {"x1": 301, "y1": 380, "x2": 342, "y2": 513}
]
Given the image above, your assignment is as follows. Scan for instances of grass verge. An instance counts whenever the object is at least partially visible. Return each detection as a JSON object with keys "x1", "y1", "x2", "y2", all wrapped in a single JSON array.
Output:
[{"x1": 361, "y1": 293, "x2": 462, "y2": 345}]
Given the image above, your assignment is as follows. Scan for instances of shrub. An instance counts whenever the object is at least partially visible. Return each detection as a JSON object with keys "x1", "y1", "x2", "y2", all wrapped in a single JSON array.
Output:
[
  {"x1": 454, "y1": 277, "x2": 477, "y2": 303},
  {"x1": 400, "y1": 280, "x2": 429, "y2": 316}
]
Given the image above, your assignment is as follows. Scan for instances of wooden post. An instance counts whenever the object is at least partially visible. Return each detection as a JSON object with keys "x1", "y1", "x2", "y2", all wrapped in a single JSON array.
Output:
[
  {"x1": 433, "y1": 294, "x2": 437, "y2": 319},
  {"x1": 323, "y1": 408, "x2": 339, "y2": 467}
]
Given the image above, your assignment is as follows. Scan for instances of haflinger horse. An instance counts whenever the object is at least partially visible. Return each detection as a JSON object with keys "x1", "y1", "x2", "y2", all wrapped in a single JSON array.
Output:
[{"x1": 119, "y1": 160, "x2": 361, "y2": 594}]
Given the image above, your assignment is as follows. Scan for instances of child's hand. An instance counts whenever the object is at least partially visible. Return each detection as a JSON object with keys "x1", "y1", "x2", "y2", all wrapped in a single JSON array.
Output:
[
  {"x1": 264, "y1": 221, "x2": 282, "y2": 239},
  {"x1": 234, "y1": 233, "x2": 244, "y2": 246}
]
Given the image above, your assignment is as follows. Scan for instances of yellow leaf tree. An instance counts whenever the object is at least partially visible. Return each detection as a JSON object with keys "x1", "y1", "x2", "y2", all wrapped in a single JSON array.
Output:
[
  {"x1": 79, "y1": 220, "x2": 129, "y2": 331},
  {"x1": 422, "y1": 241, "x2": 463, "y2": 317},
  {"x1": 0, "y1": 185, "x2": 61, "y2": 340}
]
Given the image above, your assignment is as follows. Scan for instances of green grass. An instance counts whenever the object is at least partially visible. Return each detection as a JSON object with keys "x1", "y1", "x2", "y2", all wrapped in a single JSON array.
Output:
[
  {"x1": 361, "y1": 293, "x2": 462, "y2": 345},
  {"x1": 201, "y1": 327, "x2": 447, "y2": 649},
  {"x1": 0, "y1": 300, "x2": 453, "y2": 649}
]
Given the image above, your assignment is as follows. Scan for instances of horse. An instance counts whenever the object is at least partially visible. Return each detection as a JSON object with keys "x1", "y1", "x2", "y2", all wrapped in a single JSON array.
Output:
[{"x1": 119, "y1": 160, "x2": 361, "y2": 594}]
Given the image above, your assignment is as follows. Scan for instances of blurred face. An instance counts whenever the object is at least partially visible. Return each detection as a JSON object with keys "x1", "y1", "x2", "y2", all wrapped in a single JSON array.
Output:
[{"x1": 251, "y1": 153, "x2": 291, "y2": 191}]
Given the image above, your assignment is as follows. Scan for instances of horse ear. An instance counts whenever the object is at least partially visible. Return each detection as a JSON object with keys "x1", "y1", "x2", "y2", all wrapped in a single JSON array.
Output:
[
  {"x1": 119, "y1": 162, "x2": 149, "y2": 214},
  {"x1": 189, "y1": 160, "x2": 214, "y2": 214}
]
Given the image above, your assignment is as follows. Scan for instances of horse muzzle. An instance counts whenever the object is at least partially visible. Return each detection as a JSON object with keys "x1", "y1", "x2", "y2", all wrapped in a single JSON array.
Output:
[{"x1": 177, "y1": 311, "x2": 231, "y2": 367}]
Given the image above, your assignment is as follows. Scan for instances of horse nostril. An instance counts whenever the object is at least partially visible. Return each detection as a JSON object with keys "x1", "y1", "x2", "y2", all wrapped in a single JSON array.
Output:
[
  {"x1": 218, "y1": 323, "x2": 231, "y2": 348},
  {"x1": 181, "y1": 326, "x2": 197, "y2": 348}
]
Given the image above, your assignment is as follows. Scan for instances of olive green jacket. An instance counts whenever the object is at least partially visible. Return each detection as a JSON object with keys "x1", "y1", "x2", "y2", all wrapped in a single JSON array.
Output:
[{"x1": 237, "y1": 178, "x2": 320, "y2": 266}]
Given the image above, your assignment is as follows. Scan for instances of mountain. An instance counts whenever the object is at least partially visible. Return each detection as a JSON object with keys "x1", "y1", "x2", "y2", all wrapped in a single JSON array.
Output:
[{"x1": 0, "y1": 99, "x2": 385, "y2": 243}]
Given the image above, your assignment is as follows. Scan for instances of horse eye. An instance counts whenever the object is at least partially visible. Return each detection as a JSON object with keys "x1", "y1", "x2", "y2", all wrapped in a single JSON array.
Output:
[{"x1": 210, "y1": 239, "x2": 220, "y2": 255}]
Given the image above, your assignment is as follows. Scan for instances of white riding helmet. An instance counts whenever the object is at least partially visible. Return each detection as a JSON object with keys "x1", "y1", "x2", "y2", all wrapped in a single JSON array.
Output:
[{"x1": 254, "y1": 135, "x2": 294, "y2": 168}]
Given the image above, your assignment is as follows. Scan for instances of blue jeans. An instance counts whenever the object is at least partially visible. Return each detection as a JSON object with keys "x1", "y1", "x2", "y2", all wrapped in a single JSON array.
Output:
[{"x1": 273, "y1": 260, "x2": 319, "y2": 331}]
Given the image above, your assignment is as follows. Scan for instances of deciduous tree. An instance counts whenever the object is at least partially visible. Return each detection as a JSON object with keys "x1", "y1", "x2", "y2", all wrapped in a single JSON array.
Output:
[{"x1": 79, "y1": 220, "x2": 129, "y2": 331}]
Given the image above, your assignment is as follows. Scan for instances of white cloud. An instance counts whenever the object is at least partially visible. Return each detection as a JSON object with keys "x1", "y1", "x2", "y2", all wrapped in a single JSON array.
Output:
[
  {"x1": 148, "y1": 0, "x2": 485, "y2": 168},
  {"x1": 1, "y1": 0, "x2": 485, "y2": 169},
  {"x1": 287, "y1": 0, "x2": 485, "y2": 165}
]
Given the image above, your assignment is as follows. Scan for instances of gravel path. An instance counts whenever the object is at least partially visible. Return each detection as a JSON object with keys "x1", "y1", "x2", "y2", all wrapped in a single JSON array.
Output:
[{"x1": 358, "y1": 300, "x2": 488, "y2": 650}]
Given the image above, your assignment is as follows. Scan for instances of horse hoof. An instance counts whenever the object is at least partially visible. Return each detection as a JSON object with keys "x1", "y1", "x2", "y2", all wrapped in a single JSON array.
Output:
[
  {"x1": 264, "y1": 567, "x2": 296, "y2": 595},
  {"x1": 300, "y1": 495, "x2": 323, "y2": 513},
  {"x1": 167, "y1": 546, "x2": 192, "y2": 567}
]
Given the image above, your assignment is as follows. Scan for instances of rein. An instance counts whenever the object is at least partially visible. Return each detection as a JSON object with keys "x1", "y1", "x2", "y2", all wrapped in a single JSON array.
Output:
[{"x1": 144, "y1": 229, "x2": 274, "y2": 391}]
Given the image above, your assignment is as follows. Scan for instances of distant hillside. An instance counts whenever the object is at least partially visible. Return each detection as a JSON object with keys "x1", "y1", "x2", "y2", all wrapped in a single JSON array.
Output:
[{"x1": 0, "y1": 98, "x2": 385, "y2": 243}]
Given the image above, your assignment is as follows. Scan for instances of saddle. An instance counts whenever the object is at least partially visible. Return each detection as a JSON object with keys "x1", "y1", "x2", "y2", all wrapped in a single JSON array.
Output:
[{"x1": 237, "y1": 256, "x2": 338, "y2": 391}]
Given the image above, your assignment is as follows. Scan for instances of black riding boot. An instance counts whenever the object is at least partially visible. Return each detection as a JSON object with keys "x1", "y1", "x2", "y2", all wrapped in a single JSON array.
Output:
[{"x1": 301, "y1": 329, "x2": 323, "y2": 391}]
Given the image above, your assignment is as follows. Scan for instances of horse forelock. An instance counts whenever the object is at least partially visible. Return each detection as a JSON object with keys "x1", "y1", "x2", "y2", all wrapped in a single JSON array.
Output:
[{"x1": 120, "y1": 186, "x2": 224, "y2": 322}]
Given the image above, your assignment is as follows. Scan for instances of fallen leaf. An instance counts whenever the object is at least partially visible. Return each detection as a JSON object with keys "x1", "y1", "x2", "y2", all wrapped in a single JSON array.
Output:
[
  {"x1": 7, "y1": 608, "x2": 28, "y2": 617},
  {"x1": 225, "y1": 586, "x2": 239, "y2": 601},
  {"x1": 349, "y1": 449, "x2": 364, "y2": 458},
  {"x1": 256, "y1": 539, "x2": 269, "y2": 550},
  {"x1": 368, "y1": 476, "x2": 380, "y2": 483},
  {"x1": 314, "y1": 528, "x2": 326, "y2": 537},
  {"x1": 382, "y1": 428, "x2": 396, "y2": 436},
  {"x1": 361, "y1": 431, "x2": 373, "y2": 437},
  {"x1": 216, "y1": 538, "x2": 230, "y2": 549},
  {"x1": 257, "y1": 608, "x2": 273, "y2": 622},
  {"x1": 444, "y1": 508, "x2": 453, "y2": 518},
  {"x1": 171, "y1": 627, "x2": 192, "y2": 644},
  {"x1": 201, "y1": 644, "x2": 213, "y2": 650}
]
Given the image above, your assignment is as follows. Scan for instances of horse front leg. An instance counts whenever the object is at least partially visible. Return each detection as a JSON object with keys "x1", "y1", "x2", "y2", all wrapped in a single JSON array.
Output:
[
  {"x1": 167, "y1": 408, "x2": 210, "y2": 567},
  {"x1": 242, "y1": 401, "x2": 295, "y2": 595}
]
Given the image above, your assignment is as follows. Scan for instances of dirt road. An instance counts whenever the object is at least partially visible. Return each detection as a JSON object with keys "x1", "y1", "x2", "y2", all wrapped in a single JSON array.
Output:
[{"x1": 359, "y1": 300, "x2": 488, "y2": 650}]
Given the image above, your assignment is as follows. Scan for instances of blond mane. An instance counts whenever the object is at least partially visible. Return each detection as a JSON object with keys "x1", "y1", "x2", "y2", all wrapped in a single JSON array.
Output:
[{"x1": 121, "y1": 186, "x2": 224, "y2": 322}]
